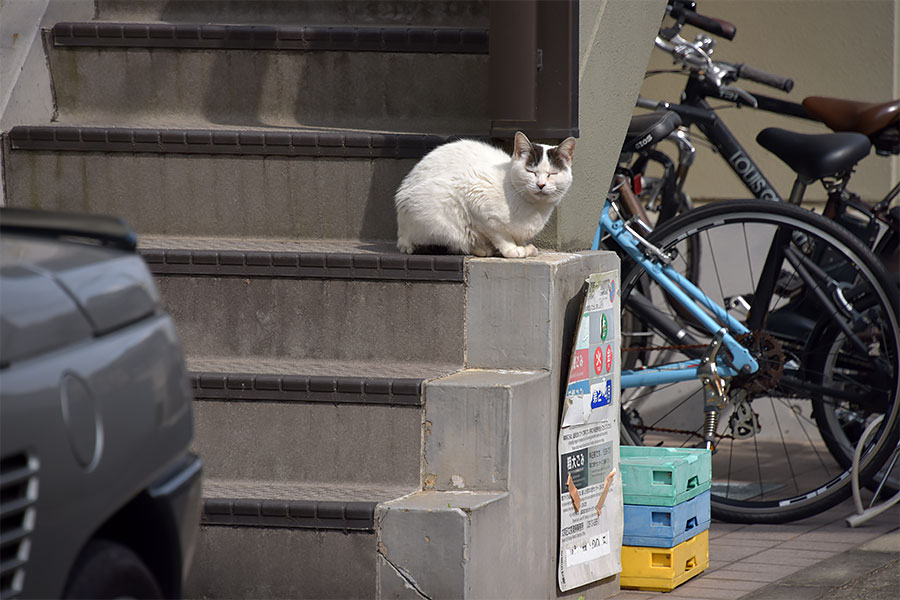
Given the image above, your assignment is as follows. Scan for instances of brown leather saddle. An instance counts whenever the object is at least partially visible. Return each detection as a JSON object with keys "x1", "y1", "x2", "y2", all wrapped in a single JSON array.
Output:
[{"x1": 802, "y1": 96, "x2": 899, "y2": 155}]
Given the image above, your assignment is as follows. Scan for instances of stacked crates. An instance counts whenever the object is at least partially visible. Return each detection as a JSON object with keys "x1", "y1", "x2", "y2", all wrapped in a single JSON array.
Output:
[{"x1": 619, "y1": 447, "x2": 712, "y2": 591}]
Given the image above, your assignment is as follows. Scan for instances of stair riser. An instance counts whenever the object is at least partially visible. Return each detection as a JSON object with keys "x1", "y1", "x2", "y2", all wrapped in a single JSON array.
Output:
[
  {"x1": 186, "y1": 526, "x2": 375, "y2": 599},
  {"x1": 195, "y1": 401, "x2": 422, "y2": 486},
  {"x1": 156, "y1": 276, "x2": 465, "y2": 364},
  {"x1": 97, "y1": 0, "x2": 489, "y2": 27},
  {"x1": 4, "y1": 150, "x2": 413, "y2": 240},
  {"x1": 49, "y1": 47, "x2": 488, "y2": 132}
]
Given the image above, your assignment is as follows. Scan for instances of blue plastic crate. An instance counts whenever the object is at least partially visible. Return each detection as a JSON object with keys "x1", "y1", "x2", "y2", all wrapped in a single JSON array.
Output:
[{"x1": 623, "y1": 490, "x2": 710, "y2": 548}]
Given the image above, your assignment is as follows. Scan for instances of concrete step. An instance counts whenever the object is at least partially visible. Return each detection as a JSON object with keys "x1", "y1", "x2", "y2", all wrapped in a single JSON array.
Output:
[
  {"x1": 187, "y1": 485, "x2": 515, "y2": 599},
  {"x1": 377, "y1": 489, "x2": 620, "y2": 600},
  {"x1": 188, "y1": 357, "x2": 457, "y2": 486},
  {"x1": 187, "y1": 368, "x2": 550, "y2": 598},
  {"x1": 138, "y1": 241, "x2": 615, "y2": 375},
  {"x1": 186, "y1": 479, "x2": 412, "y2": 599},
  {"x1": 186, "y1": 359, "x2": 622, "y2": 598},
  {"x1": 4, "y1": 127, "x2": 476, "y2": 240},
  {"x1": 46, "y1": 23, "x2": 489, "y2": 132},
  {"x1": 185, "y1": 367, "x2": 572, "y2": 598},
  {"x1": 138, "y1": 238, "x2": 467, "y2": 365},
  {"x1": 96, "y1": 0, "x2": 489, "y2": 27}
]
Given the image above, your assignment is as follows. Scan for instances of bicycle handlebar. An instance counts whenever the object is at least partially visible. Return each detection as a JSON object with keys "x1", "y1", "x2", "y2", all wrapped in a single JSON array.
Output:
[
  {"x1": 680, "y1": 9, "x2": 737, "y2": 40},
  {"x1": 654, "y1": 33, "x2": 794, "y2": 96},
  {"x1": 731, "y1": 63, "x2": 794, "y2": 93}
]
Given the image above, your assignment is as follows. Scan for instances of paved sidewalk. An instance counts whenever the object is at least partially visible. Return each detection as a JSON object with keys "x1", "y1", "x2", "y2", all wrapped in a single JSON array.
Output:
[{"x1": 609, "y1": 496, "x2": 899, "y2": 600}]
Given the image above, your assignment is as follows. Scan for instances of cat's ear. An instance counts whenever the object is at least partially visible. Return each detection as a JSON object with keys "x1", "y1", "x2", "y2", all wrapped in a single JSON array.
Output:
[
  {"x1": 555, "y1": 137, "x2": 576, "y2": 165},
  {"x1": 513, "y1": 131, "x2": 533, "y2": 160}
]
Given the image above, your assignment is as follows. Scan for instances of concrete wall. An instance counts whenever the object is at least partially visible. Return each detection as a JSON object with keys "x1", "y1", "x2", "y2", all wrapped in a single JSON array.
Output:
[
  {"x1": 541, "y1": 0, "x2": 669, "y2": 251},
  {"x1": 639, "y1": 0, "x2": 900, "y2": 205}
]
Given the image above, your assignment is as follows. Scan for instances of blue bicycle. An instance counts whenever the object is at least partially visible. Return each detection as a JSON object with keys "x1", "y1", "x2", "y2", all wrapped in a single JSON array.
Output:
[{"x1": 596, "y1": 112, "x2": 900, "y2": 524}]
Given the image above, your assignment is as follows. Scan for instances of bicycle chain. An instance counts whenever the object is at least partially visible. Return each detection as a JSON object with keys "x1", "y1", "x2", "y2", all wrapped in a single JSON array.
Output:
[{"x1": 622, "y1": 332, "x2": 777, "y2": 441}]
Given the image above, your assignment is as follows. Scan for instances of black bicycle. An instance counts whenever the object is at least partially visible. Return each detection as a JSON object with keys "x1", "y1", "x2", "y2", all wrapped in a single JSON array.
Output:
[
  {"x1": 631, "y1": 0, "x2": 899, "y2": 274},
  {"x1": 602, "y1": 1, "x2": 900, "y2": 522}
]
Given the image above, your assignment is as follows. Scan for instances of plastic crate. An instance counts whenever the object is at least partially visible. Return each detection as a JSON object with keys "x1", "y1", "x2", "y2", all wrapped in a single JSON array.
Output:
[
  {"x1": 620, "y1": 529, "x2": 709, "y2": 591},
  {"x1": 623, "y1": 490, "x2": 710, "y2": 547},
  {"x1": 620, "y1": 446, "x2": 711, "y2": 506}
]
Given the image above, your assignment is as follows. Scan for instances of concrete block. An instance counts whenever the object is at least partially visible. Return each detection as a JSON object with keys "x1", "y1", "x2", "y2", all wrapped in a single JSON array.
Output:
[
  {"x1": 465, "y1": 251, "x2": 619, "y2": 371},
  {"x1": 377, "y1": 490, "x2": 618, "y2": 600},
  {"x1": 422, "y1": 369, "x2": 560, "y2": 596},
  {"x1": 425, "y1": 370, "x2": 517, "y2": 492},
  {"x1": 376, "y1": 491, "x2": 507, "y2": 600}
]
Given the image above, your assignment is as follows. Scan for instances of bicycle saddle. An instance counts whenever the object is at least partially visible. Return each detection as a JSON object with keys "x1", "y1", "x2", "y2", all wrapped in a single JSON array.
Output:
[
  {"x1": 756, "y1": 128, "x2": 871, "y2": 181},
  {"x1": 621, "y1": 111, "x2": 682, "y2": 155},
  {"x1": 802, "y1": 96, "x2": 899, "y2": 136}
]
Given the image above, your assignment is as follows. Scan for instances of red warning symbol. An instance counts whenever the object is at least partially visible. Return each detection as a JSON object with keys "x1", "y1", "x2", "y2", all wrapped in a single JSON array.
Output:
[
  {"x1": 594, "y1": 347, "x2": 604, "y2": 375},
  {"x1": 606, "y1": 344, "x2": 613, "y2": 373}
]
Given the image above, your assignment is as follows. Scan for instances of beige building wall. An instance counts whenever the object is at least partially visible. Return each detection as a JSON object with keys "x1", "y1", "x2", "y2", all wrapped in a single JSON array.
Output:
[{"x1": 639, "y1": 0, "x2": 899, "y2": 205}]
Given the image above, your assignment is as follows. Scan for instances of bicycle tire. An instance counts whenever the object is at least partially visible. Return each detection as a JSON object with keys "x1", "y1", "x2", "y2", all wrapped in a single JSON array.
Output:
[
  {"x1": 810, "y1": 324, "x2": 900, "y2": 496},
  {"x1": 618, "y1": 199, "x2": 900, "y2": 524}
]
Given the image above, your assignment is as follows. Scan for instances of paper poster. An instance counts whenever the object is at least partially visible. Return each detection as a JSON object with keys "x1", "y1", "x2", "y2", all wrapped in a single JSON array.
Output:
[{"x1": 558, "y1": 271, "x2": 622, "y2": 592}]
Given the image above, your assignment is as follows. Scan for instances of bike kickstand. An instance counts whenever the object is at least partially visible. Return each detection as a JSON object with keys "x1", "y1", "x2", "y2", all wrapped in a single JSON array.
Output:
[{"x1": 698, "y1": 329, "x2": 728, "y2": 452}]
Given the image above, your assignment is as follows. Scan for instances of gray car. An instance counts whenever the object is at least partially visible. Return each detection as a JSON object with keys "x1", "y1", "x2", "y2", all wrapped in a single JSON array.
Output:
[{"x1": 0, "y1": 208, "x2": 202, "y2": 599}]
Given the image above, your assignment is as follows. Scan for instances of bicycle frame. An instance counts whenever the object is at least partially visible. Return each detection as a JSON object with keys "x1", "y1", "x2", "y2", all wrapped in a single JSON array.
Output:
[
  {"x1": 663, "y1": 78, "x2": 900, "y2": 268},
  {"x1": 662, "y1": 77, "x2": 899, "y2": 210},
  {"x1": 664, "y1": 77, "x2": 785, "y2": 202},
  {"x1": 594, "y1": 198, "x2": 759, "y2": 389}
]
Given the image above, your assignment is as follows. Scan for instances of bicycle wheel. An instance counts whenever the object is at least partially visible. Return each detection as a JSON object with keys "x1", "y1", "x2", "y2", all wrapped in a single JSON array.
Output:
[
  {"x1": 811, "y1": 325, "x2": 900, "y2": 496},
  {"x1": 619, "y1": 199, "x2": 900, "y2": 524}
]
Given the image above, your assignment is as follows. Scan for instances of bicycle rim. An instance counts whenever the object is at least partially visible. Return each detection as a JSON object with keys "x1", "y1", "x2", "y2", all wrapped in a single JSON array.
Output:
[
  {"x1": 619, "y1": 199, "x2": 900, "y2": 523},
  {"x1": 812, "y1": 328, "x2": 900, "y2": 496}
]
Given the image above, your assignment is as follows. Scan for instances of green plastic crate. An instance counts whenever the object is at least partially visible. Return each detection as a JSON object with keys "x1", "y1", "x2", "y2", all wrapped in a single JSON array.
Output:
[{"x1": 620, "y1": 447, "x2": 711, "y2": 506}]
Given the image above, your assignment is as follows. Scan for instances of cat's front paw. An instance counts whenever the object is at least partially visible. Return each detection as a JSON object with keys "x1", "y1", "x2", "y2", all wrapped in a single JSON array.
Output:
[
  {"x1": 524, "y1": 244, "x2": 538, "y2": 257},
  {"x1": 501, "y1": 245, "x2": 533, "y2": 258}
]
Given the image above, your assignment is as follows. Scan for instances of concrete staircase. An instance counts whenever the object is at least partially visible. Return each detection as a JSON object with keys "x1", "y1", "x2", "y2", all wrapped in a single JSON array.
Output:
[{"x1": 2, "y1": 1, "x2": 623, "y2": 597}]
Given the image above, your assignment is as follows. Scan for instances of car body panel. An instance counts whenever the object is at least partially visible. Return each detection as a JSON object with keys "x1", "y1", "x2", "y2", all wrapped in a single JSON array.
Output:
[{"x1": 0, "y1": 211, "x2": 201, "y2": 599}]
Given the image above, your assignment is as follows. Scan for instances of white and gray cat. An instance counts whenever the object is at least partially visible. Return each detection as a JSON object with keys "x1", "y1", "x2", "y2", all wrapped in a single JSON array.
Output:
[{"x1": 394, "y1": 131, "x2": 576, "y2": 258}]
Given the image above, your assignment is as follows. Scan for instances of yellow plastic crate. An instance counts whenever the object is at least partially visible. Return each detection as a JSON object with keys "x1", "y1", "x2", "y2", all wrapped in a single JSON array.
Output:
[{"x1": 620, "y1": 530, "x2": 709, "y2": 591}]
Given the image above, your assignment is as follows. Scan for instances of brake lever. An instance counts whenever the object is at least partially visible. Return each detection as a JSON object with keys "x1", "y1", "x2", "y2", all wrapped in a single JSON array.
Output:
[{"x1": 718, "y1": 85, "x2": 758, "y2": 108}]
